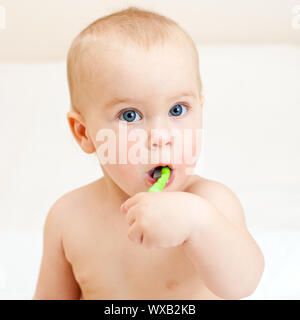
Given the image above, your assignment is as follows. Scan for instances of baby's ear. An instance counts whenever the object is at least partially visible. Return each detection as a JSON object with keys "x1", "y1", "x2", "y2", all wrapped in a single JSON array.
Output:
[
  {"x1": 67, "y1": 110, "x2": 95, "y2": 154},
  {"x1": 199, "y1": 95, "x2": 204, "y2": 108}
]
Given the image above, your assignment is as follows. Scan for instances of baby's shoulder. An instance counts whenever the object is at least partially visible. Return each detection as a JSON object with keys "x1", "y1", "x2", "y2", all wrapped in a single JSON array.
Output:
[
  {"x1": 186, "y1": 175, "x2": 247, "y2": 229},
  {"x1": 186, "y1": 175, "x2": 234, "y2": 197},
  {"x1": 46, "y1": 178, "x2": 104, "y2": 225}
]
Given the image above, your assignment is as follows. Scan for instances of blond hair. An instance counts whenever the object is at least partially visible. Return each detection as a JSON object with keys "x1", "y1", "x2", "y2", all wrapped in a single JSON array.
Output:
[{"x1": 66, "y1": 6, "x2": 202, "y2": 112}]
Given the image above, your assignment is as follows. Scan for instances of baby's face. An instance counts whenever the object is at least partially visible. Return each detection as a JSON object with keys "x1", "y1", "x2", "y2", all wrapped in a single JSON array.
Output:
[{"x1": 82, "y1": 39, "x2": 203, "y2": 196}]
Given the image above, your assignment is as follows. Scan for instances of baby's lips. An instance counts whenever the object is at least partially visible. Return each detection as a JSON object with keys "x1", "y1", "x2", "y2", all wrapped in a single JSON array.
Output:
[{"x1": 146, "y1": 163, "x2": 174, "y2": 176}]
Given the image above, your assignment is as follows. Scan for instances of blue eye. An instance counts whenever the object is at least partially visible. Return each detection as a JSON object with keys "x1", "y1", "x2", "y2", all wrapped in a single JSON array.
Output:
[
  {"x1": 169, "y1": 104, "x2": 187, "y2": 117},
  {"x1": 119, "y1": 109, "x2": 141, "y2": 122}
]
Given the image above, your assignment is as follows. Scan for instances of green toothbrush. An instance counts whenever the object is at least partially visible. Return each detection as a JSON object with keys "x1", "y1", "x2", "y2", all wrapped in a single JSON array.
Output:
[{"x1": 148, "y1": 166, "x2": 171, "y2": 192}]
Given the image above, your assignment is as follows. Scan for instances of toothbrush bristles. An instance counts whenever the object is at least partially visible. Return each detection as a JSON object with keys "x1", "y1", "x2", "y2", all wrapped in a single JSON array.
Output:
[{"x1": 153, "y1": 166, "x2": 162, "y2": 180}]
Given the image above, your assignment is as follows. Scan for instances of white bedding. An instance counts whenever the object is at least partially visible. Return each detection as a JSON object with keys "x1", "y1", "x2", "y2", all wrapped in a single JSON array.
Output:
[
  {"x1": 0, "y1": 227, "x2": 299, "y2": 300},
  {"x1": 243, "y1": 228, "x2": 300, "y2": 300}
]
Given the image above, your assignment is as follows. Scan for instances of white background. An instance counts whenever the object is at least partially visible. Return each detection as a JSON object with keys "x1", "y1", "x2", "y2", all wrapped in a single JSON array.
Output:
[{"x1": 0, "y1": 0, "x2": 300, "y2": 299}]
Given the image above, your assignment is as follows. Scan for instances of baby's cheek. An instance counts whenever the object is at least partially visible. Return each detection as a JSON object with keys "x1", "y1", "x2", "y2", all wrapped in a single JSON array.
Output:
[
  {"x1": 172, "y1": 128, "x2": 202, "y2": 166},
  {"x1": 103, "y1": 163, "x2": 140, "y2": 191},
  {"x1": 117, "y1": 130, "x2": 149, "y2": 165},
  {"x1": 183, "y1": 129, "x2": 202, "y2": 167}
]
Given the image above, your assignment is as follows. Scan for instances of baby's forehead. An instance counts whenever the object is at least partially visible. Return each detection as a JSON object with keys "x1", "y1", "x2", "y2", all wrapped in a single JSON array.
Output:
[
  {"x1": 70, "y1": 35, "x2": 201, "y2": 112},
  {"x1": 83, "y1": 37, "x2": 198, "y2": 84}
]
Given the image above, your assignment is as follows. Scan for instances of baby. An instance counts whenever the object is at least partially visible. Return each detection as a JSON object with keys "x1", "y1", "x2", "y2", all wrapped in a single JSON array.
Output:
[{"x1": 33, "y1": 7, "x2": 264, "y2": 300}]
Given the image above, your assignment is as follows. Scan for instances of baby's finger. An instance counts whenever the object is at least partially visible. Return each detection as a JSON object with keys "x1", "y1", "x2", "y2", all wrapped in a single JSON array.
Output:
[
  {"x1": 121, "y1": 192, "x2": 146, "y2": 214},
  {"x1": 126, "y1": 206, "x2": 137, "y2": 226},
  {"x1": 141, "y1": 234, "x2": 155, "y2": 250},
  {"x1": 127, "y1": 223, "x2": 143, "y2": 244}
]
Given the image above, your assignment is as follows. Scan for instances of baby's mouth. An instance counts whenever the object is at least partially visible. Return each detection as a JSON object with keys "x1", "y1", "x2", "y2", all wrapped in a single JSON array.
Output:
[{"x1": 147, "y1": 165, "x2": 172, "y2": 181}]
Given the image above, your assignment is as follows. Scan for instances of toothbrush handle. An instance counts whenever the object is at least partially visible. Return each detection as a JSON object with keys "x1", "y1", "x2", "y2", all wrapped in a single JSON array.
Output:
[{"x1": 148, "y1": 167, "x2": 171, "y2": 192}]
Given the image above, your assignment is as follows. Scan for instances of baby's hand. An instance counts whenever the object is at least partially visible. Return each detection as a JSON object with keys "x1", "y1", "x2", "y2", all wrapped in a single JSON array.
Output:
[{"x1": 120, "y1": 191, "x2": 203, "y2": 249}]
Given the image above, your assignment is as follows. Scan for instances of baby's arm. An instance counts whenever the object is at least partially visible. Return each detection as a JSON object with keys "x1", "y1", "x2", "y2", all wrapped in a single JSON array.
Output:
[
  {"x1": 182, "y1": 180, "x2": 265, "y2": 300},
  {"x1": 33, "y1": 200, "x2": 81, "y2": 300}
]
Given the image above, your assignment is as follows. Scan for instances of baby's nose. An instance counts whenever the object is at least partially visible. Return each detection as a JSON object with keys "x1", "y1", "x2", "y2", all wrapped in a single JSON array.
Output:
[{"x1": 148, "y1": 128, "x2": 172, "y2": 150}]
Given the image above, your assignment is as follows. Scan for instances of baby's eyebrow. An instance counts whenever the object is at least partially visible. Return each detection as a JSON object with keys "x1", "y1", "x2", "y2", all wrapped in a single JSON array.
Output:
[
  {"x1": 104, "y1": 97, "x2": 140, "y2": 109},
  {"x1": 169, "y1": 91, "x2": 197, "y2": 101},
  {"x1": 104, "y1": 91, "x2": 197, "y2": 108}
]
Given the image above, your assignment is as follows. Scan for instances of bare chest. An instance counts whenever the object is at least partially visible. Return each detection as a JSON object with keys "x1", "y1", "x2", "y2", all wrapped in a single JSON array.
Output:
[{"x1": 63, "y1": 211, "x2": 218, "y2": 299}]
